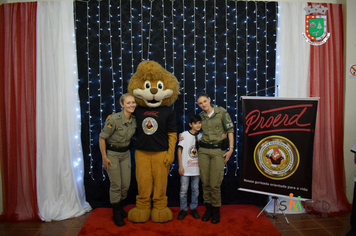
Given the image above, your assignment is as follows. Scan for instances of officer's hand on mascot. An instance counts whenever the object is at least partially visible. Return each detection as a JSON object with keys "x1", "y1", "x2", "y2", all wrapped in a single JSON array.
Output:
[{"x1": 103, "y1": 157, "x2": 112, "y2": 170}]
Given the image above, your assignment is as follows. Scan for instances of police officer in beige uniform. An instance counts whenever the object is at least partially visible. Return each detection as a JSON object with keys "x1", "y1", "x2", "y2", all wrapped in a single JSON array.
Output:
[
  {"x1": 99, "y1": 93, "x2": 137, "y2": 227},
  {"x1": 197, "y1": 92, "x2": 234, "y2": 224}
]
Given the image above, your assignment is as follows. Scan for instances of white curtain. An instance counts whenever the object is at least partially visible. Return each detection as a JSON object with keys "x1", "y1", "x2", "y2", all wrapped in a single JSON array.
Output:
[
  {"x1": 275, "y1": 2, "x2": 310, "y2": 98},
  {"x1": 267, "y1": 1, "x2": 310, "y2": 214},
  {"x1": 36, "y1": 1, "x2": 91, "y2": 221}
]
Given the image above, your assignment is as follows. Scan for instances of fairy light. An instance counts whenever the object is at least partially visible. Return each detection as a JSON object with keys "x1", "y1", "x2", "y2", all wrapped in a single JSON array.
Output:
[
  {"x1": 193, "y1": 0, "x2": 197, "y2": 112},
  {"x1": 98, "y1": 1, "x2": 106, "y2": 180},
  {"x1": 203, "y1": 0, "x2": 207, "y2": 93},
  {"x1": 73, "y1": 3, "x2": 84, "y2": 180},
  {"x1": 213, "y1": 0, "x2": 217, "y2": 103},
  {"x1": 130, "y1": 1, "x2": 134, "y2": 75},
  {"x1": 119, "y1": 1, "x2": 123, "y2": 95},
  {"x1": 147, "y1": 0, "x2": 154, "y2": 59},
  {"x1": 234, "y1": 0, "x2": 239, "y2": 175},
  {"x1": 108, "y1": 0, "x2": 116, "y2": 112},
  {"x1": 275, "y1": 4, "x2": 280, "y2": 97},
  {"x1": 255, "y1": 2, "x2": 258, "y2": 96},
  {"x1": 182, "y1": 0, "x2": 186, "y2": 129},
  {"x1": 171, "y1": 0, "x2": 175, "y2": 75},
  {"x1": 141, "y1": 0, "x2": 144, "y2": 60},
  {"x1": 98, "y1": 2, "x2": 103, "y2": 128},
  {"x1": 162, "y1": 0, "x2": 167, "y2": 69},
  {"x1": 86, "y1": 2, "x2": 94, "y2": 180},
  {"x1": 245, "y1": 1, "x2": 249, "y2": 96},
  {"x1": 223, "y1": 0, "x2": 228, "y2": 176},
  {"x1": 266, "y1": 2, "x2": 269, "y2": 96},
  {"x1": 74, "y1": 0, "x2": 278, "y2": 183},
  {"x1": 225, "y1": 0, "x2": 228, "y2": 109}
]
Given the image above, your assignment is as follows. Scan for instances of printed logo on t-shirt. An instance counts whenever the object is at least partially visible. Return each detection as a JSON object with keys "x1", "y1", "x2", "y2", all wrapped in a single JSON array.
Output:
[
  {"x1": 188, "y1": 146, "x2": 198, "y2": 159},
  {"x1": 187, "y1": 145, "x2": 199, "y2": 167},
  {"x1": 142, "y1": 117, "x2": 158, "y2": 135}
]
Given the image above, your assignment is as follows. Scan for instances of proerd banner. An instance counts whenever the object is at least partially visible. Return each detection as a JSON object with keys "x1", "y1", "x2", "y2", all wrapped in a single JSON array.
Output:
[{"x1": 239, "y1": 97, "x2": 318, "y2": 199}]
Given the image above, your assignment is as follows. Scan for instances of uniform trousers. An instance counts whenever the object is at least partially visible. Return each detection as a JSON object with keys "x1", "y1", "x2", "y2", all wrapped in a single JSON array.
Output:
[
  {"x1": 106, "y1": 150, "x2": 131, "y2": 204},
  {"x1": 198, "y1": 147, "x2": 225, "y2": 207}
]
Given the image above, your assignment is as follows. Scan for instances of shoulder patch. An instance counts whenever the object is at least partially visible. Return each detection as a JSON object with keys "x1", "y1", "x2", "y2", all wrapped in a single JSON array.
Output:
[{"x1": 225, "y1": 113, "x2": 231, "y2": 122}]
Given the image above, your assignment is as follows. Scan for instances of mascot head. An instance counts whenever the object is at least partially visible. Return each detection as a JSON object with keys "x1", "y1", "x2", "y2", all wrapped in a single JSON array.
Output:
[
  {"x1": 128, "y1": 60, "x2": 180, "y2": 108},
  {"x1": 271, "y1": 148, "x2": 282, "y2": 161}
]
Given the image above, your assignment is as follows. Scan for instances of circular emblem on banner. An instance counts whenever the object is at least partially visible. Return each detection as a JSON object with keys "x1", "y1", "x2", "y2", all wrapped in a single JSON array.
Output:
[
  {"x1": 142, "y1": 117, "x2": 158, "y2": 135},
  {"x1": 188, "y1": 146, "x2": 198, "y2": 159},
  {"x1": 254, "y1": 136, "x2": 300, "y2": 180}
]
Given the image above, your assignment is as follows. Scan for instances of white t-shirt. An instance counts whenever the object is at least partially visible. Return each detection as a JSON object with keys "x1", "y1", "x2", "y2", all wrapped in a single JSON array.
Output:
[
  {"x1": 178, "y1": 131, "x2": 202, "y2": 176},
  {"x1": 351, "y1": 141, "x2": 356, "y2": 181}
]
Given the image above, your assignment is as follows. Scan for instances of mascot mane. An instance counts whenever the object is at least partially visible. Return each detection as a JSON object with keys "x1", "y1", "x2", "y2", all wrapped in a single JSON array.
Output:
[{"x1": 128, "y1": 61, "x2": 180, "y2": 107}]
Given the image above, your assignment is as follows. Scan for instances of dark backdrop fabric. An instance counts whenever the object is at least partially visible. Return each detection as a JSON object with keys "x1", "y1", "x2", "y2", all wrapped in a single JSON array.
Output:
[{"x1": 74, "y1": 0, "x2": 277, "y2": 208}]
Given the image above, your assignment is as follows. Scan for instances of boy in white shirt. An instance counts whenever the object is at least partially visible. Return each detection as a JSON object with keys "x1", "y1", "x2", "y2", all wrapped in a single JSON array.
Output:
[{"x1": 177, "y1": 114, "x2": 202, "y2": 220}]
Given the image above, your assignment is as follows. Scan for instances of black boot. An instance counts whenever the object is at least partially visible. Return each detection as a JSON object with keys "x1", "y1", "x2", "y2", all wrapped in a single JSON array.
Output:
[
  {"x1": 119, "y1": 204, "x2": 127, "y2": 218},
  {"x1": 202, "y1": 203, "x2": 212, "y2": 221},
  {"x1": 211, "y1": 206, "x2": 220, "y2": 224},
  {"x1": 112, "y1": 203, "x2": 125, "y2": 226}
]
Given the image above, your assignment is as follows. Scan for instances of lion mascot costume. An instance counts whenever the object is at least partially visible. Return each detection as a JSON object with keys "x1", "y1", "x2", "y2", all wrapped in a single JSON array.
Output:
[{"x1": 127, "y1": 60, "x2": 180, "y2": 223}]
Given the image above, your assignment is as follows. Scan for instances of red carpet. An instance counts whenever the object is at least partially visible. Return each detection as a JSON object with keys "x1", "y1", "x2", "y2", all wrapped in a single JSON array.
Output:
[{"x1": 78, "y1": 204, "x2": 282, "y2": 236}]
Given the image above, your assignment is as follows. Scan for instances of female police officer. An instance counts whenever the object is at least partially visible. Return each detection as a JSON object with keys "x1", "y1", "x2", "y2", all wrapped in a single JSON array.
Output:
[
  {"x1": 197, "y1": 92, "x2": 234, "y2": 224},
  {"x1": 99, "y1": 93, "x2": 137, "y2": 226}
]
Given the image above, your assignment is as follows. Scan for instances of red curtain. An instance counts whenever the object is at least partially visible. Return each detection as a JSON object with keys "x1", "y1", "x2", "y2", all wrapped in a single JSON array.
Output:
[
  {"x1": 0, "y1": 2, "x2": 40, "y2": 221},
  {"x1": 309, "y1": 3, "x2": 351, "y2": 213}
]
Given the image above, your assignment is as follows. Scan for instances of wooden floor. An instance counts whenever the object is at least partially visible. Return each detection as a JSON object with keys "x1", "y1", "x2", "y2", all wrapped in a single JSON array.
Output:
[{"x1": 0, "y1": 209, "x2": 352, "y2": 236}]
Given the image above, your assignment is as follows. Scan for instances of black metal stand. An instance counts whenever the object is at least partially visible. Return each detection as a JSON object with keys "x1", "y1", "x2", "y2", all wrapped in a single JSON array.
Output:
[{"x1": 257, "y1": 196, "x2": 289, "y2": 224}]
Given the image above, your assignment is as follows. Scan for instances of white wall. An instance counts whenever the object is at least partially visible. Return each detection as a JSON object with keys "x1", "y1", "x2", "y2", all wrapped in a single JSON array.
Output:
[
  {"x1": 0, "y1": 0, "x2": 354, "y2": 204},
  {"x1": 344, "y1": 0, "x2": 356, "y2": 203}
]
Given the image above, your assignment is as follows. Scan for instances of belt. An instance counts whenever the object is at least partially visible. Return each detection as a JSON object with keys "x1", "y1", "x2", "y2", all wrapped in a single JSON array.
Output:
[
  {"x1": 107, "y1": 144, "x2": 130, "y2": 152},
  {"x1": 199, "y1": 142, "x2": 222, "y2": 149}
]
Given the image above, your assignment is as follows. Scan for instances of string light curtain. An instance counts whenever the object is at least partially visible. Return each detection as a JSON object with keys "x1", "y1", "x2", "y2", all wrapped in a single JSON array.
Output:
[{"x1": 75, "y1": 0, "x2": 277, "y2": 207}]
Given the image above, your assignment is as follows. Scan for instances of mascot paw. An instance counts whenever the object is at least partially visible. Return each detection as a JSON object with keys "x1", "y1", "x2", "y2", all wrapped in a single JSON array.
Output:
[
  {"x1": 128, "y1": 207, "x2": 151, "y2": 223},
  {"x1": 163, "y1": 155, "x2": 174, "y2": 167},
  {"x1": 151, "y1": 207, "x2": 173, "y2": 223}
]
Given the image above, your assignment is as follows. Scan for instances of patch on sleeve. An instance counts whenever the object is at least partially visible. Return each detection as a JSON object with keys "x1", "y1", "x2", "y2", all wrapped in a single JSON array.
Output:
[
  {"x1": 225, "y1": 113, "x2": 231, "y2": 122},
  {"x1": 106, "y1": 122, "x2": 113, "y2": 128},
  {"x1": 223, "y1": 112, "x2": 234, "y2": 129}
]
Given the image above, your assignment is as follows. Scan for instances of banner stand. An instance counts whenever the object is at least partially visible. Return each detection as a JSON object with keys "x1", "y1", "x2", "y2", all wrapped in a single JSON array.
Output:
[{"x1": 257, "y1": 196, "x2": 289, "y2": 225}]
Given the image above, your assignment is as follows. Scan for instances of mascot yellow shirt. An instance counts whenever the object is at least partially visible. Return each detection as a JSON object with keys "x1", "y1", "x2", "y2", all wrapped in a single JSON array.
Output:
[{"x1": 134, "y1": 106, "x2": 177, "y2": 151}]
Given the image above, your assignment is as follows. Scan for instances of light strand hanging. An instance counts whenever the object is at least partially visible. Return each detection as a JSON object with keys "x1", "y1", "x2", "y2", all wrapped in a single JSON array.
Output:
[
  {"x1": 119, "y1": 1, "x2": 123, "y2": 95},
  {"x1": 182, "y1": 0, "x2": 186, "y2": 129},
  {"x1": 162, "y1": 0, "x2": 167, "y2": 70},
  {"x1": 203, "y1": 0, "x2": 207, "y2": 93},
  {"x1": 234, "y1": 0, "x2": 239, "y2": 175},
  {"x1": 147, "y1": 0, "x2": 154, "y2": 59},
  {"x1": 130, "y1": 0, "x2": 134, "y2": 75},
  {"x1": 193, "y1": 0, "x2": 197, "y2": 111},
  {"x1": 87, "y1": 1, "x2": 94, "y2": 180},
  {"x1": 213, "y1": 0, "x2": 217, "y2": 103},
  {"x1": 108, "y1": 0, "x2": 116, "y2": 112}
]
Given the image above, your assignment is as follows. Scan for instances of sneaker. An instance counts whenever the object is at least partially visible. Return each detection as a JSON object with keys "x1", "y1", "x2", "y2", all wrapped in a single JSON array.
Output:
[
  {"x1": 190, "y1": 209, "x2": 200, "y2": 219},
  {"x1": 177, "y1": 210, "x2": 187, "y2": 220}
]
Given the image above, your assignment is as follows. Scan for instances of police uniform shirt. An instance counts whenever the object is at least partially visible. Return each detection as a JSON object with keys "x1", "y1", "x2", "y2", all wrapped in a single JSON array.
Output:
[
  {"x1": 200, "y1": 105, "x2": 234, "y2": 144},
  {"x1": 134, "y1": 106, "x2": 177, "y2": 151},
  {"x1": 178, "y1": 131, "x2": 202, "y2": 176},
  {"x1": 99, "y1": 111, "x2": 137, "y2": 147}
]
